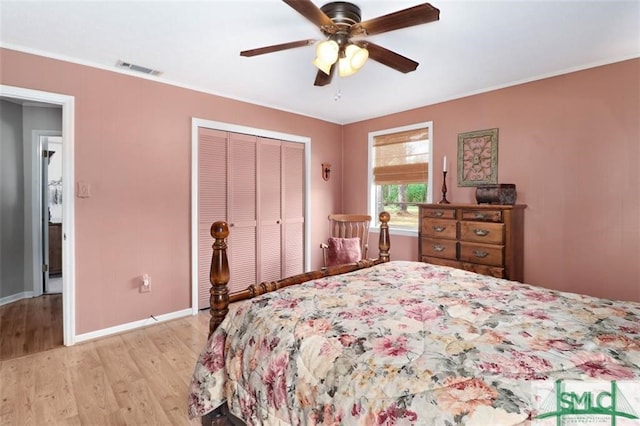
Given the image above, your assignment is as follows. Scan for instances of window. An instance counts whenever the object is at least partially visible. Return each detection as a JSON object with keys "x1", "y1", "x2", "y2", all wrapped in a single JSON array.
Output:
[{"x1": 368, "y1": 122, "x2": 433, "y2": 233}]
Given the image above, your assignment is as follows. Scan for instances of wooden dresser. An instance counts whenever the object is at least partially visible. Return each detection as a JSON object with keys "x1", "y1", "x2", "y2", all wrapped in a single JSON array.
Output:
[{"x1": 418, "y1": 204, "x2": 526, "y2": 281}]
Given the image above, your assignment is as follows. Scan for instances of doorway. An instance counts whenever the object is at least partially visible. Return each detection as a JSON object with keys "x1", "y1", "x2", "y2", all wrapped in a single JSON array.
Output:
[{"x1": 0, "y1": 84, "x2": 76, "y2": 346}]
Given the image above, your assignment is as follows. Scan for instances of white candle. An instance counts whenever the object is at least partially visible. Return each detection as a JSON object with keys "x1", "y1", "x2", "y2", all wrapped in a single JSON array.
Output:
[{"x1": 443, "y1": 155, "x2": 447, "y2": 172}]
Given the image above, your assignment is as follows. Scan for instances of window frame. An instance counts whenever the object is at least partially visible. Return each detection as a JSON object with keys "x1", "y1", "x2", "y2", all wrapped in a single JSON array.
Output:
[{"x1": 368, "y1": 121, "x2": 434, "y2": 236}]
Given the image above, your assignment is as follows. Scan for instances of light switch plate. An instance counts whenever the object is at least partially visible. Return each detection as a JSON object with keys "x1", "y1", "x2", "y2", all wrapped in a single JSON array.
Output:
[{"x1": 77, "y1": 181, "x2": 91, "y2": 198}]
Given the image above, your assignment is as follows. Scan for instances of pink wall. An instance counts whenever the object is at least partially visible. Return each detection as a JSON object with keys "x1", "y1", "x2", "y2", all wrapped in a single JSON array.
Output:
[
  {"x1": 2, "y1": 48, "x2": 637, "y2": 337},
  {"x1": 344, "y1": 59, "x2": 640, "y2": 302},
  {"x1": 1, "y1": 48, "x2": 342, "y2": 333}
]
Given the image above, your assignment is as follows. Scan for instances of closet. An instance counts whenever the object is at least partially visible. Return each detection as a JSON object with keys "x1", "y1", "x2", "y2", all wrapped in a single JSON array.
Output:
[{"x1": 197, "y1": 128, "x2": 305, "y2": 308}]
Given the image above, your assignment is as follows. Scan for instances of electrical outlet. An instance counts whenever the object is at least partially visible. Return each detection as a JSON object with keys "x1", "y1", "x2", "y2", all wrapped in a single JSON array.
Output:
[{"x1": 140, "y1": 274, "x2": 151, "y2": 293}]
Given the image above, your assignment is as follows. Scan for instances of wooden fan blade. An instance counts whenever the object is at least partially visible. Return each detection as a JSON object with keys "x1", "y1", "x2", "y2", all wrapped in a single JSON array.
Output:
[
  {"x1": 283, "y1": 0, "x2": 333, "y2": 29},
  {"x1": 314, "y1": 64, "x2": 335, "y2": 86},
  {"x1": 352, "y1": 3, "x2": 440, "y2": 37},
  {"x1": 364, "y1": 42, "x2": 419, "y2": 73},
  {"x1": 240, "y1": 39, "x2": 316, "y2": 57}
]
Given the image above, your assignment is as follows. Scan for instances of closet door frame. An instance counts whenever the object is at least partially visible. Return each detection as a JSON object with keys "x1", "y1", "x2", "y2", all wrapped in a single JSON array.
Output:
[{"x1": 190, "y1": 118, "x2": 311, "y2": 313}]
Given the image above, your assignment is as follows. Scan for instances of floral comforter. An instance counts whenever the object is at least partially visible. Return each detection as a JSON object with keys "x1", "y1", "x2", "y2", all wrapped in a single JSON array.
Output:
[{"x1": 188, "y1": 261, "x2": 640, "y2": 425}]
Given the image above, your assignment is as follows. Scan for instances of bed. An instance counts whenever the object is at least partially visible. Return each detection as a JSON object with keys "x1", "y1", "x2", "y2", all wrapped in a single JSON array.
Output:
[{"x1": 189, "y1": 214, "x2": 640, "y2": 425}]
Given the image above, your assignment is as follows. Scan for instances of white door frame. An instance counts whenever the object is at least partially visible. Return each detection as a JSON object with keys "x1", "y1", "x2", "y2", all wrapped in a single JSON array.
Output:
[
  {"x1": 1, "y1": 84, "x2": 76, "y2": 346},
  {"x1": 190, "y1": 118, "x2": 311, "y2": 314}
]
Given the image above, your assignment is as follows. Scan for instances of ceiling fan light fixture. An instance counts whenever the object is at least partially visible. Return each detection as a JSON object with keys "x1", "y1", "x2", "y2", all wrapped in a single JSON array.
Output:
[
  {"x1": 338, "y1": 44, "x2": 368, "y2": 77},
  {"x1": 313, "y1": 57, "x2": 334, "y2": 75},
  {"x1": 346, "y1": 44, "x2": 368, "y2": 70},
  {"x1": 316, "y1": 39, "x2": 339, "y2": 62},
  {"x1": 313, "y1": 39, "x2": 339, "y2": 75},
  {"x1": 338, "y1": 56, "x2": 356, "y2": 77}
]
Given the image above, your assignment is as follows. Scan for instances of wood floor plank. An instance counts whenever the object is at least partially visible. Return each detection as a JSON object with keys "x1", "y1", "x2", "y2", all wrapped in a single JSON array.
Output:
[
  {"x1": 94, "y1": 335, "x2": 145, "y2": 388},
  {"x1": 0, "y1": 295, "x2": 63, "y2": 361},
  {"x1": 0, "y1": 299, "x2": 27, "y2": 359},
  {"x1": 144, "y1": 324, "x2": 206, "y2": 382},
  {"x1": 67, "y1": 343, "x2": 120, "y2": 423},
  {"x1": 32, "y1": 349, "x2": 79, "y2": 423},
  {"x1": 111, "y1": 378, "x2": 174, "y2": 425},
  {"x1": 0, "y1": 355, "x2": 36, "y2": 425}
]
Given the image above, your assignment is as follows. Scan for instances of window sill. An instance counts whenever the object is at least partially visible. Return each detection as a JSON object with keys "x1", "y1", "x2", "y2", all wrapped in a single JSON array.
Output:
[{"x1": 370, "y1": 227, "x2": 418, "y2": 238}]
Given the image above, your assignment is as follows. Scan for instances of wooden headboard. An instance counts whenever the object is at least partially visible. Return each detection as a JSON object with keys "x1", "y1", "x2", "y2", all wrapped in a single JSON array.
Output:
[{"x1": 206, "y1": 212, "x2": 391, "y2": 337}]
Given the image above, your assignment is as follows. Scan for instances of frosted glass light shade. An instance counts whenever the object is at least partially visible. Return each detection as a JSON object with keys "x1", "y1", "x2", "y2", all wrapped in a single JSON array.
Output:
[
  {"x1": 338, "y1": 44, "x2": 369, "y2": 77},
  {"x1": 313, "y1": 40, "x2": 339, "y2": 75},
  {"x1": 338, "y1": 56, "x2": 356, "y2": 77},
  {"x1": 347, "y1": 44, "x2": 369, "y2": 69},
  {"x1": 313, "y1": 57, "x2": 334, "y2": 75},
  {"x1": 316, "y1": 40, "x2": 339, "y2": 63}
]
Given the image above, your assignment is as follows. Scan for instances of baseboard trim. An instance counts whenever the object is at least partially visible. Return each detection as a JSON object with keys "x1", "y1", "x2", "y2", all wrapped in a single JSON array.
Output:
[
  {"x1": 0, "y1": 291, "x2": 34, "y2": 306},
  {"x1": 74, "y1": 308, "x2": 193, "y2": 343}
]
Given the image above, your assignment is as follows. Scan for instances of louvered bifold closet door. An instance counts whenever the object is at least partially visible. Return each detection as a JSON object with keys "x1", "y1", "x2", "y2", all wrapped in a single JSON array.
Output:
[
  {"x1": 228, "y1": 133, "x2": 258, "y2": 294},
  {"x1": 282, "y1": 141, "x2": 305, "y2": 277},
  {"x1": 258, "y1": 138, "x2": 283, "y2": 283},
  {"x1": 198, "y1": 128, "x2": 228, "y2": 309}
]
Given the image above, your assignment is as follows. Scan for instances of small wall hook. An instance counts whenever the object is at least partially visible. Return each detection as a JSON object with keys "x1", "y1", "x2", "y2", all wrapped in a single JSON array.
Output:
[{"x1": 322, "y1": 163, "x2": 331, "y2": 181}]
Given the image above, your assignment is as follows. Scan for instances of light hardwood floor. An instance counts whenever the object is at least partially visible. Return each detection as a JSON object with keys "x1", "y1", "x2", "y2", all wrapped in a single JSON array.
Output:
[
  {"x1": 0, "y1": 294, "x2": 64, "y2": 361},
  {"x1": 0, "y1": 301, "x2": 211, "y2": 425}
]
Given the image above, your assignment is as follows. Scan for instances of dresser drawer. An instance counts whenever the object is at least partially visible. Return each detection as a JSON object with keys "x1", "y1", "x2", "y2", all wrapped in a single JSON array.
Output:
[
  {"x1": 421, "y1": 208, "x2": 456, "y2": 220},
  {"x1": 421, "y1": 237, "x2": 457, "y2": 260},
  {"x1": 459, "y1": 242, "x2": 503, "y2": 267},
  {"x1": 422, "y1": 256, "x2": 461, "y2": 269},
  {"x1": 421, "y1": 219, "x2": 457, "y2": 239},
  {"x1": 460, "y1": 262, "x2": 505, "y2": 279},
  {"x1": 460, "y1": 221, "x2": 504, "y2": 244},
  {"x1": 422, "y1": 257, "x2": 505, "y2": 279},
  {"x1": 460, "y1": 209, "x2": 503, "y2": 223}
]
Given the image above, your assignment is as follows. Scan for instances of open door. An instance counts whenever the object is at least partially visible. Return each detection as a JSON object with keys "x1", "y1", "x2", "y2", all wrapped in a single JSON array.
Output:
[
  {"x1": 41, "y1": 137, "x2": 50, "y2": 294},
  {"x1": 40, "y1": 136, "x2": 63, "y2": 294}
]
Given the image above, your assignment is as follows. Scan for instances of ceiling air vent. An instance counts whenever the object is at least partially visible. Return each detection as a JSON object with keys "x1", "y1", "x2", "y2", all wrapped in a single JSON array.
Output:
[{"x1": 116, "y1": 60, "x2": 163, "y2": 76}]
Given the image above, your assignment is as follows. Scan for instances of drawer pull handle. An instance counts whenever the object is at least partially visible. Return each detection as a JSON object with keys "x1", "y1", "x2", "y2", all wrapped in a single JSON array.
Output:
[
  {"x1": 474, "y1": 213, "x2": 486, "y2": 219},
  {"x1": 473, "y1": 250, "x2": 489, "y2": 258},
  {"x1": 432, "y1": 245, "x2": 445, "y2": 252},
  {"x1": 432, "y1": 225, "x2": 446, "y2": 232},
  {"x1": 473, "y1": 228, "x2": 489, "y2": 237},
  {"x1": 434, "y1": 211, "x2": 444, "y2": 217}
]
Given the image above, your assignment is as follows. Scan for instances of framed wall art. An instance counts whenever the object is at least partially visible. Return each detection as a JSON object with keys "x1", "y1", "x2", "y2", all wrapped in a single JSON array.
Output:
[{"x1": 457, "y1": 128, "x2": 498, "y2": 186}]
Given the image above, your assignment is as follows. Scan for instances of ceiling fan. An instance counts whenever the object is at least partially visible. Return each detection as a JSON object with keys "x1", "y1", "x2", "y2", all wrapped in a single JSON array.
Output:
[{"x1": 240, "y1": 0, "x2": 440, "y2": 86}]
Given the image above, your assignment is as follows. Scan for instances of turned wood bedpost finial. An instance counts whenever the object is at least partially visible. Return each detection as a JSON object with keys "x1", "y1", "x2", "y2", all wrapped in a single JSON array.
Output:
[
  {"x1": 378, "y1": 211, "x2": 391, "y2": 262},
  {"x1": 209, "y1": 221, "x2": 230, "y2": 337}
]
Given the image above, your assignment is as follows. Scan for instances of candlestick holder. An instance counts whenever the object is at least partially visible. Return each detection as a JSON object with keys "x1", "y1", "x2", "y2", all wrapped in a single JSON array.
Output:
[{"x1": 438, "y1": 171, "x2": 450, "y2": 204}]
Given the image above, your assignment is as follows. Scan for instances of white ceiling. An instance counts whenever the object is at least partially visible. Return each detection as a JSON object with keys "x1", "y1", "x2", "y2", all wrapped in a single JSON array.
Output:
[{"x1": 1, "y1": 1, "x2": 638, "y2": 124}]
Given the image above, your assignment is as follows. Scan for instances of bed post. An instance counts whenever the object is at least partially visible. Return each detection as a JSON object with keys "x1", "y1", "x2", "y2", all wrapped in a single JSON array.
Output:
[
  {"x1": 209, "y1": 221, "x2": 230, "y2": 338},
  {"x1": 378, "y1": 211, "x2": 390, "y2": 262}
]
